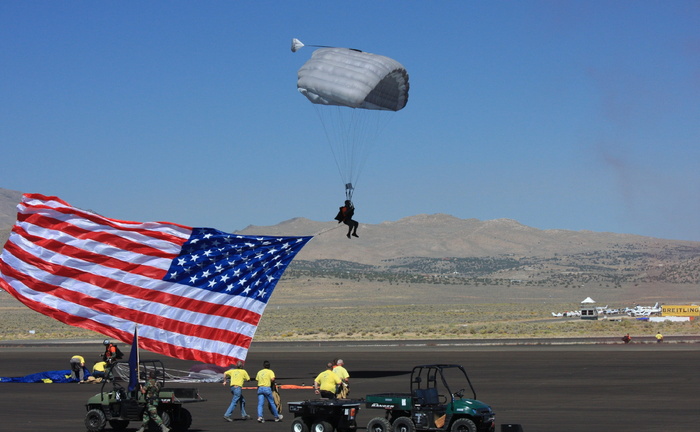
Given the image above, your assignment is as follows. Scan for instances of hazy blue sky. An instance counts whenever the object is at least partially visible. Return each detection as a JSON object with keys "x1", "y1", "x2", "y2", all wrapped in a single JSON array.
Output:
[{"x1": 2, "y1": 1, "x2": 699, "y2": 241}]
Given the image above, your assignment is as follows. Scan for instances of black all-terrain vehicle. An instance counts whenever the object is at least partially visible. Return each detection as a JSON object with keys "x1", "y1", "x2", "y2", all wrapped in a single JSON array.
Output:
[
  {"x1": 84, "y1": 359, "x2": 206, "y2": 432},
  {"x1": 288, "y1": 398, "x2": 362, "y2": 432}
]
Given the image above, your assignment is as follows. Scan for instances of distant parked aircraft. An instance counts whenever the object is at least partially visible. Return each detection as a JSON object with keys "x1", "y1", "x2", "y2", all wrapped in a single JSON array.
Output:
[
  {"x1": 551, "y1": 302, "x2": 661, "y2": 318},
  {"x1": 625, "y1": 302, "x2": 661, "y2": 317},
  {"x1": 551, "y1": 310, "x2": 581, "y2": 318}
]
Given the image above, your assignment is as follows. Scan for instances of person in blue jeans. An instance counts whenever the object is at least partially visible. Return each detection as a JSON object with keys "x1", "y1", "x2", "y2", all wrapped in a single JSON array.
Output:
[
  {"x1": 255, "y1": 360, "x2": 282, "y2": 423},
  {"x1": 223, "y1": 362, "x2": 250, "y2": 421}
]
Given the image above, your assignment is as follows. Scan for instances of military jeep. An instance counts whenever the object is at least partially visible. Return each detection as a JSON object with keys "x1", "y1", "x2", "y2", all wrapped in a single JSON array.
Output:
[{"x1": 84, "y1": 359, "x2": 205, "y2": 432}]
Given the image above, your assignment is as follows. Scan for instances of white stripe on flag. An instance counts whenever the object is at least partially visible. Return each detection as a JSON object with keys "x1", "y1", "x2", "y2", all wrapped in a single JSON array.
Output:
[{"x1": 0, "y1": 194, "x2": 312, "y2": 366}]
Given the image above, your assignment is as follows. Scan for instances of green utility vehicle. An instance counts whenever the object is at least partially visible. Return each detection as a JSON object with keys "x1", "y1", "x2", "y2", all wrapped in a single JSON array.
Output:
[
  {"x1": 364, "y1": 364, "x2": 496, "y2": 432},
  {"x1": 84, "y1": 359, "x2": 206, "y2": 432}
]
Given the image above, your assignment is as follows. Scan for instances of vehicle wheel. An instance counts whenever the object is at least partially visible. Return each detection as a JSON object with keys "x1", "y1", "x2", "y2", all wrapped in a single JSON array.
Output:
[
  {"x1": 170, "y1": 408, "x2": 192, "y2": 431},
  {"x1": 292, "y1": 418, "x2": 310, "y2": 432},
  {"x1": 450, "y1": 418, "x2": 477, "y2": 432},
  {"x1": 311, "y1": 420, "x2": 334, "y2": 432},
  {"x1": 367, "y1": 417, "x2": 392, "y2": 432},
  {"x1": 392, "y1": 416, "x2": 416, "y2": 432},
  {"x1": 108, "y1": 419, "x2": 130, "y2": 431},
  {"x1": 85, "y1": 408, "x2": 107, "y2": 432},
  {"x1": 149, "y1": 411, "x2": 171, "y2": 432}
]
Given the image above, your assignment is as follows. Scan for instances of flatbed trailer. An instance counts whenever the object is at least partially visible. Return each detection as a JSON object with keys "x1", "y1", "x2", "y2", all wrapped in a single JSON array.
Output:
[{"x1": 288, "y1": 399, "x2": 362, "y2": 432}]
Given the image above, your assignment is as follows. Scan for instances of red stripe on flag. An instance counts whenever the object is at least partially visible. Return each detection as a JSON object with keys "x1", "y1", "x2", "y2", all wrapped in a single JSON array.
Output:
[
  {"x1": 18, "y1": 195, "x2": 191, "y2": 244},
  {"x1": 16, "y1": 212, "x2": 182, "y2": 259},
  {"x1": 0, "y1": 261, "x2": 254, "y2": 349},
  {"x1": 11, "y1": 225, "x2": 170, "y2": 280},
  {"x1": 1, "y1": 193, "x2": 312, "y2": 367},
  {"x1": 1, "y1": 240, "x2": 262, "y2": 325},
  {"x1": 0, "y1": 277, "x2": 250, "y2": 365}
]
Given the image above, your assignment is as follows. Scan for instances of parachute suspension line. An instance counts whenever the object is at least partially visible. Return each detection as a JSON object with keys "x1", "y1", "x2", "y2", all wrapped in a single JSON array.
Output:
[
  {"x1": 312, "y1": 105, "x2": 396, "y2": 203},
  {"x1": 314, "y1": 105, "x2": 362, "y2": 201},
  {"x1": 345, "y1": 183, "x2": 354, "y2": 202},
  {"x1": 313, "y1": 104, "x2": 344, "y2": 182}
]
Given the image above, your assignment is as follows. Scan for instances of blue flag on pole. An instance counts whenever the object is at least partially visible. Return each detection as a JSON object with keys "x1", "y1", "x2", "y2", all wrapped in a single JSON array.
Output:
[{"x1": 128, "y1": 326, "x2": 139, "y2": 392}]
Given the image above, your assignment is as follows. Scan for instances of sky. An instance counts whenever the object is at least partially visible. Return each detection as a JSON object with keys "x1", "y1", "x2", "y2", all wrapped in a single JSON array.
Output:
[{"x1": 1, "y1": 1, "x2": 699, "y2": 241}]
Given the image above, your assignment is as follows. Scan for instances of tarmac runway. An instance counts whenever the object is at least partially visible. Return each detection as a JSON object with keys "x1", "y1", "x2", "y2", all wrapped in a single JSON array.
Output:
[{"x1": 0, "y1": 340, "x2": 698, "y2": 432}]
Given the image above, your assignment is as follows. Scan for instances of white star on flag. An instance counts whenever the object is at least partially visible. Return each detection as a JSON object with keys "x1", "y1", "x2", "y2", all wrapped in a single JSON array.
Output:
[{"x1": 0, "y1": 194, "x2": 312, "y2": 366}]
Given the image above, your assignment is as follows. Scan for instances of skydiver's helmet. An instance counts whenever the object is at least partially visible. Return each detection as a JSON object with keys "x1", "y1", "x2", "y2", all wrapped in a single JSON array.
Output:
[{"x1": 103, "y1": 339, "x2": 110, "y2": 346}]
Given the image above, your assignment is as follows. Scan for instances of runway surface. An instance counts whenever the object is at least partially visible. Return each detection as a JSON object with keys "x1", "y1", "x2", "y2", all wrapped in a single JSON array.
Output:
[{"x1": 0, "y1": 340, "x2": 698, "y2": 432}]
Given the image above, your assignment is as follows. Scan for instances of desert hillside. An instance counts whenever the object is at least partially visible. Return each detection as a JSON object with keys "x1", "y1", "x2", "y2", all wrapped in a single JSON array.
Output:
[
  {"x1": 2, "y1": 188, "x2": 699, "y2": 289},
  {"x1": 2, "y1": 188, "x2": 699, "y2": 342}
]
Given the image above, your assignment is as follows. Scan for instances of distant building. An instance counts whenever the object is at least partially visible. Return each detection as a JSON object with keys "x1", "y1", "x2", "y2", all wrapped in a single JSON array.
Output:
[{"x1": 580, "y1": 297, "x2": 599, "y2": 320}]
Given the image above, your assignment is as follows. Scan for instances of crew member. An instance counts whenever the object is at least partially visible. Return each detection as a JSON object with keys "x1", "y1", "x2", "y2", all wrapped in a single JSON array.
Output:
[
  {"x1": 92, "y1": 361, "x2": 108, "y2": 381},
  {"x1": 69, "y1": 355, "x2": 86, "y2": 382},
  {"x1": 102, "y1": 340, "x2": 120, "y2": 364},
  {"x1": 255, "y1": 360, "x2": 283, "y2": 423},
  {"x1": 333, "y1": 359, "x2": 350, "y2": 398},
  {"x1": 314, "y1": 362, "x2": 342, "y2": 399},
  {"x1": 223, "y1": 361, "x2": 251, "y2": 421},
  {"x1": 135, "y1": 371, "x2": 169, "y2": 432}
]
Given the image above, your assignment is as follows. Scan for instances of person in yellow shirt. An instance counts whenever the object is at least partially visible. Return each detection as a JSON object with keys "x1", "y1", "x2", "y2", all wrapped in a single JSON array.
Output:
[
  {"x1": 223, "y1": 362, "x2": 250, "y2": 421},
  {"x1": 314, "y1": 362, "x2": 342, "y2": 399},
  {"x1": 92, "y1": 361, "x2": 108, "y2": 381},
  {"x1": 69, "y1": 355, "x2": 86, "y2": 382},
  {"x1": 333, "y1": 359, "x2": 350, "y2": 398},
  {"x1": 255, "y1": 360, "x2": 282, "y2": 423}
]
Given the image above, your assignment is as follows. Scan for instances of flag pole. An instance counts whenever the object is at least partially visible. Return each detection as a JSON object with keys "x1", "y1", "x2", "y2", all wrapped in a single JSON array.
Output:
[{"x1": 128, "y1": 324, "x2": 139, "y2": 393}]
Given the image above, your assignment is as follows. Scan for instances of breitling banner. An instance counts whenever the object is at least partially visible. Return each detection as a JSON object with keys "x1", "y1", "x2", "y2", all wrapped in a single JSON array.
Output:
[{"x1": 662, "y1": 305, "x2": 700, "y2": 317}]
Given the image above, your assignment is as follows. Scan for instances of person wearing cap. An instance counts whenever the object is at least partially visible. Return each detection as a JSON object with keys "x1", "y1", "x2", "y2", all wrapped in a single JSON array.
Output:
[
  {"x1": 69, "y1": 354, "x2": 86, "y2": 382},
  {"x1": 223, "y1": 361, "x2": 251, "y2": 422}
]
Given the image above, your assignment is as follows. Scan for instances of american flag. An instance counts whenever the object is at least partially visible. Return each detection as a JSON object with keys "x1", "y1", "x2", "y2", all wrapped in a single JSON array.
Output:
[{"x1": 0, "y1": 194, "x2": 311, "y2": 366}]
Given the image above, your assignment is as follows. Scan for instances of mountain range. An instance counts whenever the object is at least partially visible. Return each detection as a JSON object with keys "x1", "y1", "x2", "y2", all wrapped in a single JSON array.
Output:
[{"x1": 2, "y1": 188, "x2": 699, "y2": 287}]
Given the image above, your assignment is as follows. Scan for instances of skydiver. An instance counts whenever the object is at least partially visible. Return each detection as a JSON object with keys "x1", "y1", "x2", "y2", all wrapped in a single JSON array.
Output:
[{"x1": 335, "y1": 200, "x2": 359, "y2": 239}]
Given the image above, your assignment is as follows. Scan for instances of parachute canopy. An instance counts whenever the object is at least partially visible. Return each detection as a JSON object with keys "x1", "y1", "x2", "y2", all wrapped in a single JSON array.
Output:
[
  {"x1": 294, "y1": 41, "x2": 409, "y2": 201},
  {"x1": 297, "y1": 47, "x2": 409, "y2": 112}
]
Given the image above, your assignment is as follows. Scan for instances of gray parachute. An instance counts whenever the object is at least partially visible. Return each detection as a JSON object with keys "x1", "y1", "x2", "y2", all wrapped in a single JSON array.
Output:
[
  {"x1": 297, "y1": 47, "x2": 409, "y2": 111},
  {"x1": 293, "y1": 39, "x2": 410, "y2": 201}
]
